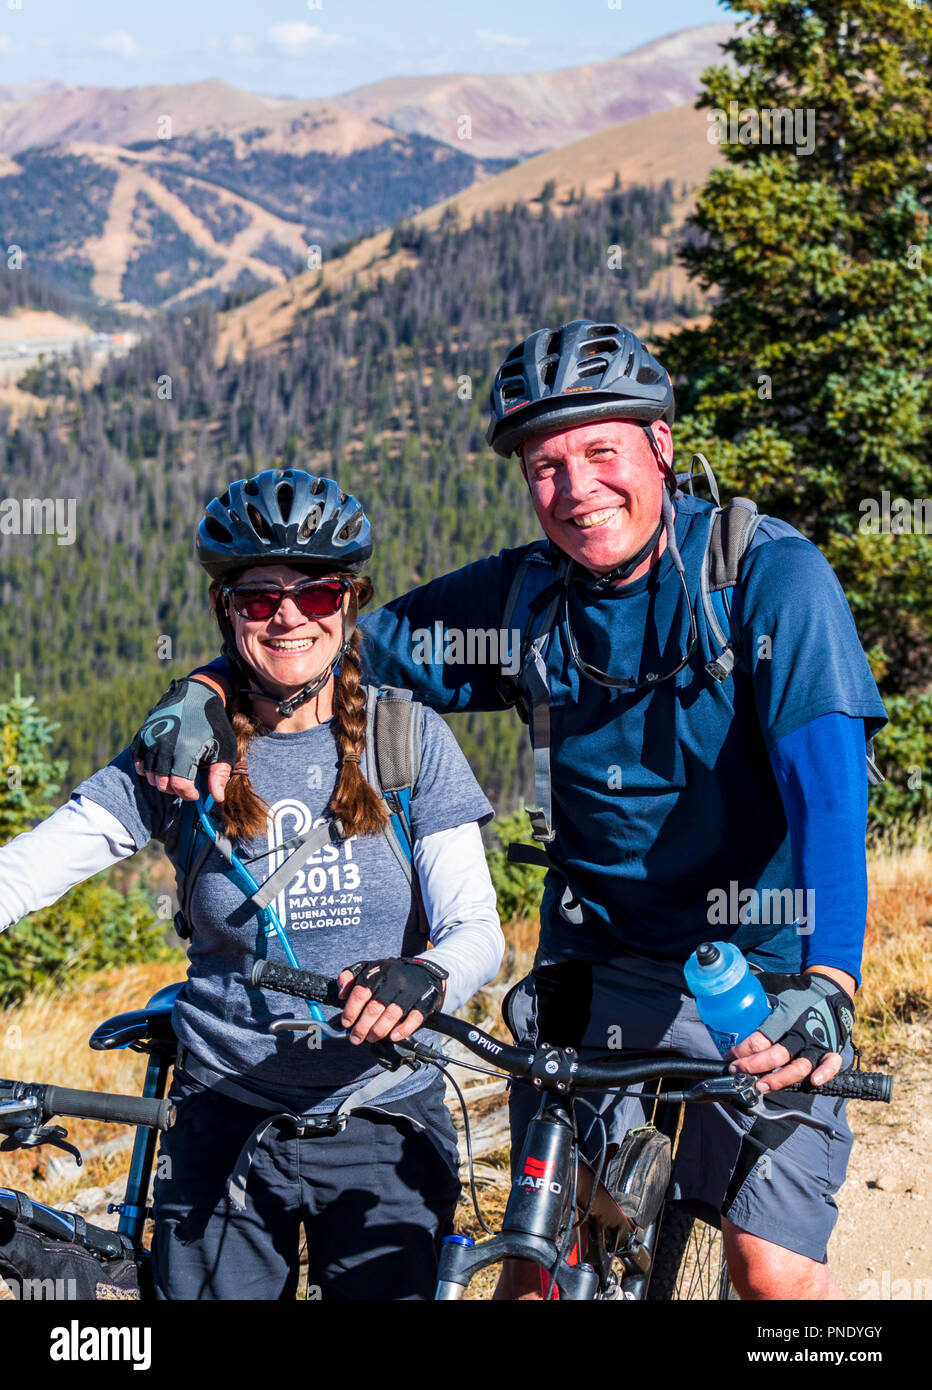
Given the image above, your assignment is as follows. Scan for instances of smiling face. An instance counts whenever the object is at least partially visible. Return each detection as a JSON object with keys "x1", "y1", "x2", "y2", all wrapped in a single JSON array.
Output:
[
  {"x1": 520, "y1": 418, "x2": 673, "y2": 578},
  {"x1": 221, "y1": 562, "x2": 351, "y2": 696}
]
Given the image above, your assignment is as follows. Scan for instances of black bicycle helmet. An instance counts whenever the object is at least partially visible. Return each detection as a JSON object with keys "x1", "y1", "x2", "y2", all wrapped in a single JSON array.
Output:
[
  {"x1": 487, "y1": 319, "x2": 674, "y2": 458},
  {"x1": 197, "y1": 470, "x2": 371, "y2": 581}
]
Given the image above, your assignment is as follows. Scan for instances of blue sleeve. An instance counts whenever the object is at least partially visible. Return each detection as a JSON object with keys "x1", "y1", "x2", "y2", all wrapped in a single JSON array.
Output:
[
  {"x1": 767, "y1": 712, "x2": 869, "y2": 987},
  {"x1": 734, "y1": 534, "x2": 888, "y2": 750},
  {"x1": 359, "y1": 547, "x2": 529, "y2": 712}
]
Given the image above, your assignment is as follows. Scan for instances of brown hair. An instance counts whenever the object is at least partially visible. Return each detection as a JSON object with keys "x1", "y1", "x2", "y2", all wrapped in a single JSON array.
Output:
[{"x1": 214, "y1": 577, "x2": 388, "y2": 844}]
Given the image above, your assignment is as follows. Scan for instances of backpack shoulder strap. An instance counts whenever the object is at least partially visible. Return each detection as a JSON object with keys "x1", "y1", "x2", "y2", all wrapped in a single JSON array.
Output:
[
  {"x1": 499, "y1": 545, "x2": 569, "y2": 846},
  {"x1": 172, "y1": 777, "x2": 211, "y2": 939},
  {"x1": 500, "y1": 542, "x2": 567, "y2": 712},
  {"x1": 366, "y1": 684, "x2": 430, "y2": 937},
  {"x1": 700, "y1": 498, "x2": 762, "y2": 683},
  {"x1": 366, "y1": 685, "x2": 420, "y2": 878}
]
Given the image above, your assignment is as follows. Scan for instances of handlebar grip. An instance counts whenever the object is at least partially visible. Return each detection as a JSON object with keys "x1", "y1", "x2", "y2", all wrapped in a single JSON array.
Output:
[
  {"x1": 799, "y1": 1069, "x2": 893, "y2": 1103},
  {"x1": 251, "y1": 960, "x2": 340, "y2": 1006},
  {"x1": 42, "y1": 1086, "x2": 174, "y2": 1130}
]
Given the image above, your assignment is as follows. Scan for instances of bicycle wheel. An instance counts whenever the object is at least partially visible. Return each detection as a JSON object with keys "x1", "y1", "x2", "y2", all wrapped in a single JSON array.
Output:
[{"x1": 646, "y1": 1205, "x2": 737, "y2": 1300}]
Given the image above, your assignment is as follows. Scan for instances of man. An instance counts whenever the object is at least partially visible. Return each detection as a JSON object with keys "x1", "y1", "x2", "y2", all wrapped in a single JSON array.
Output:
[{"x1": 133, "y1": 319, "x2": 887, "y2": 1298}]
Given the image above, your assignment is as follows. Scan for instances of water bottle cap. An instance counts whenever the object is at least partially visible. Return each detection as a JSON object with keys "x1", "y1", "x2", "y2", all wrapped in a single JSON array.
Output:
[{"x1": 686, "y1": 941, "x2": 749, "y2": 994}]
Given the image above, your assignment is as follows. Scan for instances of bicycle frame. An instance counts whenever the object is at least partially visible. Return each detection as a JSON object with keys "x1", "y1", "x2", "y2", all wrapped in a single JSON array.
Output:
[{"x1": 435, "y1": 1077, "x2": 688, "y2": 1300}]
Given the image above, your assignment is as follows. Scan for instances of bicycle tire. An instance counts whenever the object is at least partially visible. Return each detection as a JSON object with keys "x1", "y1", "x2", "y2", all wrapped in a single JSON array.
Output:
[{"x1": 646, "y1": 1205, "x2": 737, "y2": 1300}]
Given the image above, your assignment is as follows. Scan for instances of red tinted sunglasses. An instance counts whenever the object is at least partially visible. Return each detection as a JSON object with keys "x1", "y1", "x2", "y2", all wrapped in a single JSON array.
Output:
[{"x1": 225, "y1": 579, "x2": 350, "y2": 622}]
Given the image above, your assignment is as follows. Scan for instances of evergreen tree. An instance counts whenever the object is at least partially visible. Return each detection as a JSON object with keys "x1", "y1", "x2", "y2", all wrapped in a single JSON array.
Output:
[
  {"x1": 663, "y1": 0, "x2": 932, "y2": 827},
  {"x1": 0, "y1": 681, "x2": 174, "y2": 1005}
]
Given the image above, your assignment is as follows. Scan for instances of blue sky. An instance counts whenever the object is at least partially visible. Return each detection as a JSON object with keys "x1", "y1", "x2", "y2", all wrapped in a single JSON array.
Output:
[{"x1": 0, "y1": 1, "x2": 730, "y2": 96}]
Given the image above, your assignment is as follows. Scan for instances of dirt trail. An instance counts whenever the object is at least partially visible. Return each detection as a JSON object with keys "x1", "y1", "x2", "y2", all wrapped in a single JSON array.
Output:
[{"x1": 832, "y1": 1052, "x2": 930, "y2": 1300}]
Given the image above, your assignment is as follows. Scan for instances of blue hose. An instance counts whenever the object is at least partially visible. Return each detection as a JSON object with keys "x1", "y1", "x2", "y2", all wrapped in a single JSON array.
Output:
[{"x1": 194, "y1": 795, "x2": 325, "y2": 1024}]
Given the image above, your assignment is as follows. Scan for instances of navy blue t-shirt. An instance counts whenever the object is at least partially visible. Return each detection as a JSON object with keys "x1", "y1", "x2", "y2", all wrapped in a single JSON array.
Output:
[{"x1": 361, "y1": 494, "x2": 887, "y2": 973}]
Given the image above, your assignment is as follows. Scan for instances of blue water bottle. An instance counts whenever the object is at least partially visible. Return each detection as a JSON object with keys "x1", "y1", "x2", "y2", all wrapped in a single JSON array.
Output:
[{"x1": 684, "y1": 941, "x2": 771, "y2": 1058}]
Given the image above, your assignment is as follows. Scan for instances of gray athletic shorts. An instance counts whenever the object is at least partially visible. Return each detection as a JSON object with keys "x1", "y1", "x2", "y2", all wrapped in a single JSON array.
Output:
[{"x1": 505, "y1": 950, "x2": 854, "y2": 1265}]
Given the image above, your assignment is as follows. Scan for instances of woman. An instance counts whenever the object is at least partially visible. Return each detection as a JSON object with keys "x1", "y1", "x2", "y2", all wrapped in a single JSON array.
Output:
[{"x1": 0, "y1": 469, "x2": 503, "y2": 1300}]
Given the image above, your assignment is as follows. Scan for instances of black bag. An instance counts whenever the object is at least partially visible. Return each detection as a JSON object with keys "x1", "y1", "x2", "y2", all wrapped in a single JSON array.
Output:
[{"x1": 0, "y1": 1189, "x2": 143, "y2": 1301}]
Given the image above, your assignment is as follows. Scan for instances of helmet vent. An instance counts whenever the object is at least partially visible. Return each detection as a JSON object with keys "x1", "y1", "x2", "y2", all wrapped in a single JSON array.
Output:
[
  {"x1": 243, "y1": 479, "x2": 260, "y2": 496},
  {"x1": 312, "y1": 477, "x2": 327, "y2": 495},
  {"x1": 637, "y1": 364, "x2": 661, "y2": 384},
  {"x1": 218, "y1": 491, "x2": 230, "y2": 509},
  {"x1": 275, "y1": 480, "x2": 294, "y2": 522},
  {"x1": 246, "y1": 503, "x2": 271, "y2": 539},
  {"x1": 204, "y1": 516, "x2": 233, "y2": 544},
  {"x1": 583, "y1": 336, "x2": 619, "y2": 357},
  {"x1": 499, "y1": 361, "x2": 525, "y2": 381},
  {"x1": 297, "y1": 506, "x2": 322, "y2": 540},
  {"x1": 541, "y1": 358, "x2": 558, "y2": 387},
  {"x1": 501, "y1": 381, "x2": 525, "y2": 401},
  {"x1": 337, "y1": 513, "x2": 363, "y2": 542},
  {"x1": 577, "y1": 357, "x2": 606, "y2": 379}
]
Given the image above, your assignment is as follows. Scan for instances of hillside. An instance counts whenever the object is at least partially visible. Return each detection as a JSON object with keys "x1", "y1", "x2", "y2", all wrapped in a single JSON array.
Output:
[
  {"x1": 0, "y1": 132, "x2": 509, "y2": 311},
  {"x1": 0, "y1": 23, "x2": 730, "y2": 313},
  {"x1": 329, "y1": 23, "x2": 735, "y2": 158},
  {"x1": 0, "y1": 26, "x2": 733, "y2": 161},
  {"x1": 218, "y1": 103, "x2": 723, "y2": 362}
]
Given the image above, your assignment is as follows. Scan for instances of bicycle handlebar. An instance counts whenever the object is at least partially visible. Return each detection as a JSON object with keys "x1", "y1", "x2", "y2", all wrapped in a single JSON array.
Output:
[
  {"x1": 0, "y1": 1078, "x2": 174, "y2": 1131},
  {"x1": 250, "y1": 961, "x2": 893, "y2": 1102}
]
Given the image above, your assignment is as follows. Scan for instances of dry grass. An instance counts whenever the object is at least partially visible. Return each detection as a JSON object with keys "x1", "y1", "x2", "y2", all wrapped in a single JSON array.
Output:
[
  {"x1": 0, "y1": 959, "x2": 183, "y2": 1206},
  {"x1": 859, "y1": 838, "x2": 932, "y2": 1060}
]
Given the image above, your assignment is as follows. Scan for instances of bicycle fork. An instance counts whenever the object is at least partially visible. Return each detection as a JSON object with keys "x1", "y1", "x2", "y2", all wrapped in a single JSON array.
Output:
[{"x1": 436, "y1": 1093, "x2": 599, "y2": 1300}]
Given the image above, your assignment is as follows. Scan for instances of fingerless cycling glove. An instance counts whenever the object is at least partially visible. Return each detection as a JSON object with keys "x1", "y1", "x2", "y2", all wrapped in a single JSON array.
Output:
[
  {"x1": 131, "y1": 679, "x2": 238, "y2": 781},
  {"x1": 755, "y1": 970, "x2": 855, "y2": 1067},
  {"x1": 345, "y1": 957, "x2": 448, "y2": 1019}
]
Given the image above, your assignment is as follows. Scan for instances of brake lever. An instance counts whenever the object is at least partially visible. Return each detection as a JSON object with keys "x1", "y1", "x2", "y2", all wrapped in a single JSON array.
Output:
[
  {"x1": 682, "y1": 1075, "x2": 840, "y2": 1138},
  {"x1": 0, "y1": 1124, "x2": 84, "y2": 1164},
  {"x1": 269, "y1": 1016, "x2": 350, "y2": 1040}
]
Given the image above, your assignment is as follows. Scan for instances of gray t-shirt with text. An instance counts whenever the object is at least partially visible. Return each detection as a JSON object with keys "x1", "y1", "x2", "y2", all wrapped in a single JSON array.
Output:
[{"x1": 73, "y1": 708, "x2": 492, "y2": 1113}]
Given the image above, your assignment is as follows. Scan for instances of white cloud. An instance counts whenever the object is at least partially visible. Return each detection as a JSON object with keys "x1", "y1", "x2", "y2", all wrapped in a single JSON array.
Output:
[
  {"x1": 265, "y1": 22, "x2": 346, "y2": 55},
  {"x1": 230, "y1": 35, "x2": 256, "y2": 57},
  {"x1": 95, "y1": 30, "x2": 141, "y2": 59},
  {"x1": 475, "y1": 30, "x2": 532, "y2": 49}
]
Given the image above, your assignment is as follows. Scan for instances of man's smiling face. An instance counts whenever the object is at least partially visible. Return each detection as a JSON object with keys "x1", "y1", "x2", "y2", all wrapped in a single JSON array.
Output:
[{"x1": 520, "y1": 418, "x2": 673, "y2": 578}]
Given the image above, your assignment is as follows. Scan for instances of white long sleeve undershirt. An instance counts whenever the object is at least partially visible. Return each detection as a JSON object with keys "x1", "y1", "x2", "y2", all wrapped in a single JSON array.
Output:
[{"x1": 0, "y1": 797, "x2": 503, "y2": 1013}]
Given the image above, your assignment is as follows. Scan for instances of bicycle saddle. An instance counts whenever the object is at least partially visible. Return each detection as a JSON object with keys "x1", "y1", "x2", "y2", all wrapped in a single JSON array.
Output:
[{"x1": 89, "y1": 982, "x2": 184, "y2": 1052}]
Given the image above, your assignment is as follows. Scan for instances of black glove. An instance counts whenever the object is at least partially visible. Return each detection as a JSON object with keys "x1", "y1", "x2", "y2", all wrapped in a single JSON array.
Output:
[
  {"x1": 754, "y1": 971, "x2": 855, "y2": 1069},
  {"x1": 131, "y1": 678, "x2": 238, "y2": 782},
  {"x1": 345, "y1": 957, "x2": 449, "y2": 1020}
]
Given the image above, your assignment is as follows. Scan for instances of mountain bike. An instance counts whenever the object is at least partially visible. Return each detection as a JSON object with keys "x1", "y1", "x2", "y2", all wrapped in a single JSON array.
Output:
[
  {"x1": 0, "y1": 982, "x2": 180, "y2": 1300},
  {"x1": 251, "y1": 960, "x2": 894, "y2": 1302}
]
